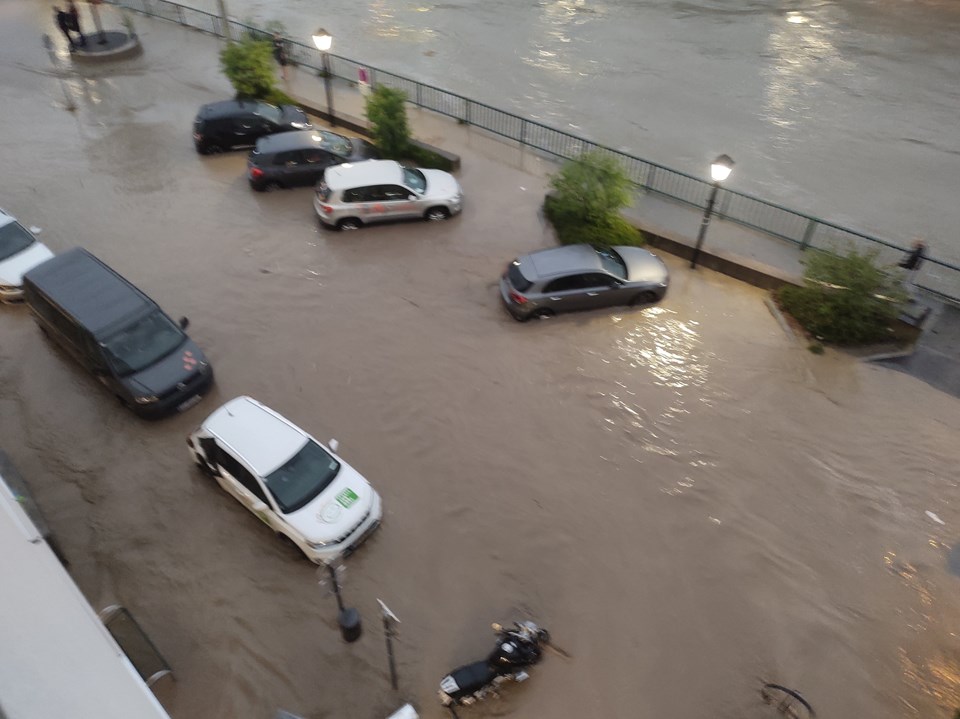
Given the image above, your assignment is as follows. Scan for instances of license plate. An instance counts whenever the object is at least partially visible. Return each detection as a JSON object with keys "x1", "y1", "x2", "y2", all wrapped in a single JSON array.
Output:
[{"x1": 177, "y1": 394, "x2": 203, "y2": 412}]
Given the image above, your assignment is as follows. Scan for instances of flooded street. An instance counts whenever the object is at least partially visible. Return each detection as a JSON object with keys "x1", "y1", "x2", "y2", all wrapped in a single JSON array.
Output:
[
  {"x1": 3, "y1": 4, "x2": 960, "y2": 719},
  {"x1": 218, "y1": 0, "x2": 960, "y2": 263}
]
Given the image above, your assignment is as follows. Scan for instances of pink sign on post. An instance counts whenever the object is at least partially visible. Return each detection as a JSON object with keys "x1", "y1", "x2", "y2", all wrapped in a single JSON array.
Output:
[{"x1": 358, "y1": 67, "x2": 371, "y2": 96}]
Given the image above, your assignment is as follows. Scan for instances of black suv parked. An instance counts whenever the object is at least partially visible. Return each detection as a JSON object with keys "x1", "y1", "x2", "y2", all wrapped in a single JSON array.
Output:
[
  {"x1": 193, "y1": 100, "x2": 311, "y2": 155},
  {"x1": 246, "y1": 129, "x2": 380, "y2": 192}
]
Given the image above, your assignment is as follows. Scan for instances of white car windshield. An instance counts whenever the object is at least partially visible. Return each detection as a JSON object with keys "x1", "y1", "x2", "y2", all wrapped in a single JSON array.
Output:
[
  {"x1": 402, "y1": 167, "x2": 427, "y2": 193},
  {"x1": 0, "y1": 221, "x2": 35, "y2": 262},
  {"x1": 265, "y1": 439, "x2": 341, "y2": 513}
]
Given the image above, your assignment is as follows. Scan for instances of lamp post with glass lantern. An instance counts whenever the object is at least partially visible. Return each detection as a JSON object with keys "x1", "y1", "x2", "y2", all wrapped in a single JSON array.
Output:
[
  {"x1": 312, "y1": 27, "x2": 336, "y2": 127},
  {"x1": 690, "y1": 154, "x2": 734, "y2": 269}
]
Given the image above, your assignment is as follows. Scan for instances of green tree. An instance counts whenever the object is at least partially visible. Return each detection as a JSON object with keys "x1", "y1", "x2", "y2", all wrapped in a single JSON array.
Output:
[
  {"x1": 365, "y1": 86, "x2": 411, "y2": 159},
  {"x1": 777, "y1": 246, "x2": 907, "y2": 345},
  {"x1": 220, "y1": 37, "x2": 276, "y2": 100},
  {"x1": 548, "y1": 150, "x2": 633, "y2": 226}
]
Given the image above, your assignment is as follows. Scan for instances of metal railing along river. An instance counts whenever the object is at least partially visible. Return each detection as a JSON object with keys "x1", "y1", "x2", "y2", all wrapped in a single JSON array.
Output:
[{"x1": 108, "y1": 0, "x2": 960, "y2": 304}]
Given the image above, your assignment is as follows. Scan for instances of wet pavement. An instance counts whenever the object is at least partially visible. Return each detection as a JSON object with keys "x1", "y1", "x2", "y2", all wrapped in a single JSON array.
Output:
[{"x1": 3, "y1": 5, "x2": 960, "y2": 719}]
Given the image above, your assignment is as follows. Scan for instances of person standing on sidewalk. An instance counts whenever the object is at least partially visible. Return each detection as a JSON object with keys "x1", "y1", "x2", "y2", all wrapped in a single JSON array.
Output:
[
  {"x1": 273, "y1": 33, "x2": 289, "y2": 82},
  {"x1": 54, "y1": 6, "x2": 77, "y2": 51},
  {"x1": 67, "y1": 0, "x2": 87, "y2": 47}
]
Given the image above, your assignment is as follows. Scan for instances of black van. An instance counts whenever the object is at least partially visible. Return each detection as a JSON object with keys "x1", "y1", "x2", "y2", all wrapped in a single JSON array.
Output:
[
  {"x1": 23, "y1": 248, "x2": 214, "y2": 418},
  {"x1": 193, "y1": 99, "x2": 311, "y2": 155},
  {"x1": 246, "y1": 129, "x2": 380, "y2": 191}
]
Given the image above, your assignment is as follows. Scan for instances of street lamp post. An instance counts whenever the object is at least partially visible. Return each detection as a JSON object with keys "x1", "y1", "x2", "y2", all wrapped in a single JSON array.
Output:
[
  {"x1": 689, "y1": 154, "x2": 734, "y2": 269},
  {"x1": 312, "y1": 27, "x2": 336, "y2": 127}
]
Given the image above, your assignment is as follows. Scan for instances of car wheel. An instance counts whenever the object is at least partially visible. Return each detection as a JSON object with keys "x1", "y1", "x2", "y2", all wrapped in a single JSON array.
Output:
[
  {"x1": 203, "y1": 144, "x2": 223, "y2": 155},
  {"x1": 425, "y1": 207, "x2": 450, "y2": 222},
  {"x1": 263, "y1": 181, "x2": 282, "y2": 192},
  {"x1": 631, "y1": 291, "x2": 657, "y2": 306},
  {"x1": 532, "y1": 308, "x2": 554, "y2": 320},
  {"x1": 338, "y1": 218, "x2": 362, "y2": 231}
]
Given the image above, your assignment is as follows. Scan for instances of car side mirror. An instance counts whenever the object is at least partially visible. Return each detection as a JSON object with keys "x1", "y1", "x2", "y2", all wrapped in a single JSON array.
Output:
[
  {"x1": 329, "y1": 438, "x2": 339, "y2": 452},
  {"x1": 178, "y1": 317, "x2": 190, "y2": 330}
]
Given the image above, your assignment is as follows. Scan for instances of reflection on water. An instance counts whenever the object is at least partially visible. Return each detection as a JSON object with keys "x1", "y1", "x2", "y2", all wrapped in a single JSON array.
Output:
[
  {"x1": 365, "y1": 0, "x2": 436, "y2": 41},
  {"x1": 613, "y1": 307, "x2": 707, "y2": 391},
  {"x1": 762, "y1": 10, "x2": 852, "y2": 145}
]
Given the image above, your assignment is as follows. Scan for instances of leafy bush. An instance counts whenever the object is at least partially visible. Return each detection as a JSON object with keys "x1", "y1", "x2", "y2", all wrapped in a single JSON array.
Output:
[
  {"x1": 220, "y1": 37, "x2": 276, "y2": 100},
  {"x1": 263, "y1": 88, "x2": 297, "y2": 107},
  {"x1": 405, "y1": 143, "x2": 454, "y2": 171},
  {"x1": 543, "y1": 194, "x2": 645, "y2": 247},
  {"x1": 548, "y1": 151, "x2": 634, "y2": 226},
  {"x1": 365, "y1": 86, "x2": 411, "y2": 159},
  {"x1": 776, "y1": 247, "x2": 907, "y2": 345}
]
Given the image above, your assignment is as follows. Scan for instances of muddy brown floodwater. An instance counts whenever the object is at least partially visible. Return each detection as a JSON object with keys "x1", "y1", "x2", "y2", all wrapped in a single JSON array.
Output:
[{"x1": 2, "y1": 6, "x2": 960, "y2": 719}]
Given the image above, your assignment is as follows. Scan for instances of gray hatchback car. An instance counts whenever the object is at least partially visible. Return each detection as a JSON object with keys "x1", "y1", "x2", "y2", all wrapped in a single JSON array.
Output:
[{"x1": 500, "y1": 244, "x2": 669, "y2": 321}]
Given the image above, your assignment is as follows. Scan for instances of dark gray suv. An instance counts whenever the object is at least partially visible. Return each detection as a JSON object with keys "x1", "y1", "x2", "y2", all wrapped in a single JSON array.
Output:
[
  {"x1": 500, "y1": 244, "x2": 669, "y2": 321},
  {"x1": 247, "y1": 130, "x2": 380, "y2": 192}
]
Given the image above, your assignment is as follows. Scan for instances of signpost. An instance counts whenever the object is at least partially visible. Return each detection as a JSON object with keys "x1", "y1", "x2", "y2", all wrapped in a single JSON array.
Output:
[
  {"x1": 377, "y1": 599, "x2": 401, "y2": 690},
  {"x1": 317, "y1": 562, "x2": 361, "y2": 643}
]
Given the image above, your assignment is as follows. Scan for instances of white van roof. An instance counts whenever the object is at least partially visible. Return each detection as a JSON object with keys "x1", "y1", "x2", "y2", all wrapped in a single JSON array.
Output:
[{"x1": 324, "y1": 160, "x2": 403, "y2": 191}]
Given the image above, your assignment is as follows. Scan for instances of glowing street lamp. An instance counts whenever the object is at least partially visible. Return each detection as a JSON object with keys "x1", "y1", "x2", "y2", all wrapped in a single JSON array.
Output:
[
  {"x1": 690, "y1": 154, "x2": 735, "y2": 269},
  {"x1": 312, "y1": 27, "x2": 336, "y2": 126}
]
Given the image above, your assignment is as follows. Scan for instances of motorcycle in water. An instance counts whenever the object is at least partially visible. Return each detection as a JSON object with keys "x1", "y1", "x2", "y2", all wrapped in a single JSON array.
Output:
[{"x1": 438, "y1": 620, "x2": 550, "y2": 710}]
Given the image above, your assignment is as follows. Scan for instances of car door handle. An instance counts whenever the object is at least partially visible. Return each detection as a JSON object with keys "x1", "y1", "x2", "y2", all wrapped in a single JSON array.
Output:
[
  {"x1": 586, "y1": 292, "x2": 600, "y2": 296},
  {"x1": 549, "y1": 296, "x2": 562, "y2": 301}
]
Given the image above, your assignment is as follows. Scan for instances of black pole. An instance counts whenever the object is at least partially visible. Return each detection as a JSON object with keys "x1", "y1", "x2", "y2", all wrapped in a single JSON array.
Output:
[
  {"x1": 690, "y1": 180, "x2": 720, "y2": 269},
  {"x1": 326, "y1": 562, "x2": 345, "y2": 613},
  {"x1": 383, "y1": 614, "x2": 398, "y2": 690},
  {"x1": 323, "y1": 52, "x2": 337, "y2": 127}
]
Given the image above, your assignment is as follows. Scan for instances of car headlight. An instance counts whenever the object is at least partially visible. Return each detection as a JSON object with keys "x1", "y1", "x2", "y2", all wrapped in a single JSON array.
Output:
[
  {"x1": 135, "y1": 395, "x2": 159, "y2": 404},
  {"x1": 307, "y1": 539, "x2": 330, "y2": 549}
]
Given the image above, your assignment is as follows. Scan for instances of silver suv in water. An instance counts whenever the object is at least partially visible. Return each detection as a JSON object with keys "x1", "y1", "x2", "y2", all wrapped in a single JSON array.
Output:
[
  {"x1": 499, "y1": 244, "x2": 669, "y2": 321},
  {"x1": 314, "y1": 160, "x2": 463, "y2": 231}
]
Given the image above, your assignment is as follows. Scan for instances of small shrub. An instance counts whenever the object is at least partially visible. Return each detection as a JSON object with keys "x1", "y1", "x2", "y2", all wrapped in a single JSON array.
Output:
[
  {"x1": 807, "y1": 342, "x2": 825, "y2": 354},
  {"x1": 776, "y1": 247, "x2": 906, "y2": 345},
  {"x1": 262, "y1": 88, "x2": 297, "y2": 107},
  {"x1": 365, "y1": 86, "x2": 412, "y2": 159},
  {"x1": 544, "y1": 194, "x2": 645, "y2": 247},
  {"x1": 548, "y1": 151, "x2": 633, "y2": 227},
  {"x1": 405, "y1": 144, "x2": 454, "y2": 171},
  {"x1": 220, "y1": 37, "x2": 276, "y2": 100}
]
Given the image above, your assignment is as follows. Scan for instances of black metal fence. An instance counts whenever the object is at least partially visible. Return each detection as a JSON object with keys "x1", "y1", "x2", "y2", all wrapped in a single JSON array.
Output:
[{"x1": 107, "y1": 0, "x2": 959, "y2": 303}]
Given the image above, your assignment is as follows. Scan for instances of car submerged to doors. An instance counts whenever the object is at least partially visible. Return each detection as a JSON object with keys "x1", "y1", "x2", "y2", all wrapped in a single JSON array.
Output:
[
  {"x1": 22, "y1": 248, "x2": 214, "y2": 417},
  {"x1": 314, "y1": 159, "x2": 463, "y2": 230},
  {"x1": 193, "y1": 99, "x2": 311, "y2": 155},
  {"x1": 500, "y1": 244, "x2": 670, "y2": 321},
  {"x1": 187, "y1": 396, "x2": 383, "y2": 563},
  {"x1": 246, "y1": 129, "x2": 380, "y2": 191}
]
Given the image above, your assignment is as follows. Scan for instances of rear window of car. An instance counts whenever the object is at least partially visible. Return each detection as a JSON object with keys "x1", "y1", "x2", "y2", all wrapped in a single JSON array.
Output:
[{"x1": 507, "y1": 261, "x2": 533, "y2": 292}]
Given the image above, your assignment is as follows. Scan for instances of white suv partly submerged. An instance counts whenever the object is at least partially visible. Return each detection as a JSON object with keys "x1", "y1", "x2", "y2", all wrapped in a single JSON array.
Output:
[
  {"x1": 314, "y1": 159, "x2": 463, "y2": 231},
  {"x1": 188, "y1": 396, "x2": 382, "y2": 563}
]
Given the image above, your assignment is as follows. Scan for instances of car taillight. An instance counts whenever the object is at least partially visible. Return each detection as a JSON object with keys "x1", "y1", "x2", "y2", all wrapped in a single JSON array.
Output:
[
  {"x1": 249, "y1": 167, "x2": 264, "y2": 180},
  {"x1": 509, "y1": 290, "x2": 528, "y2": 305},
  {"x1": 319, "y1": 204, "x2": 333, "y2": 214}
]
